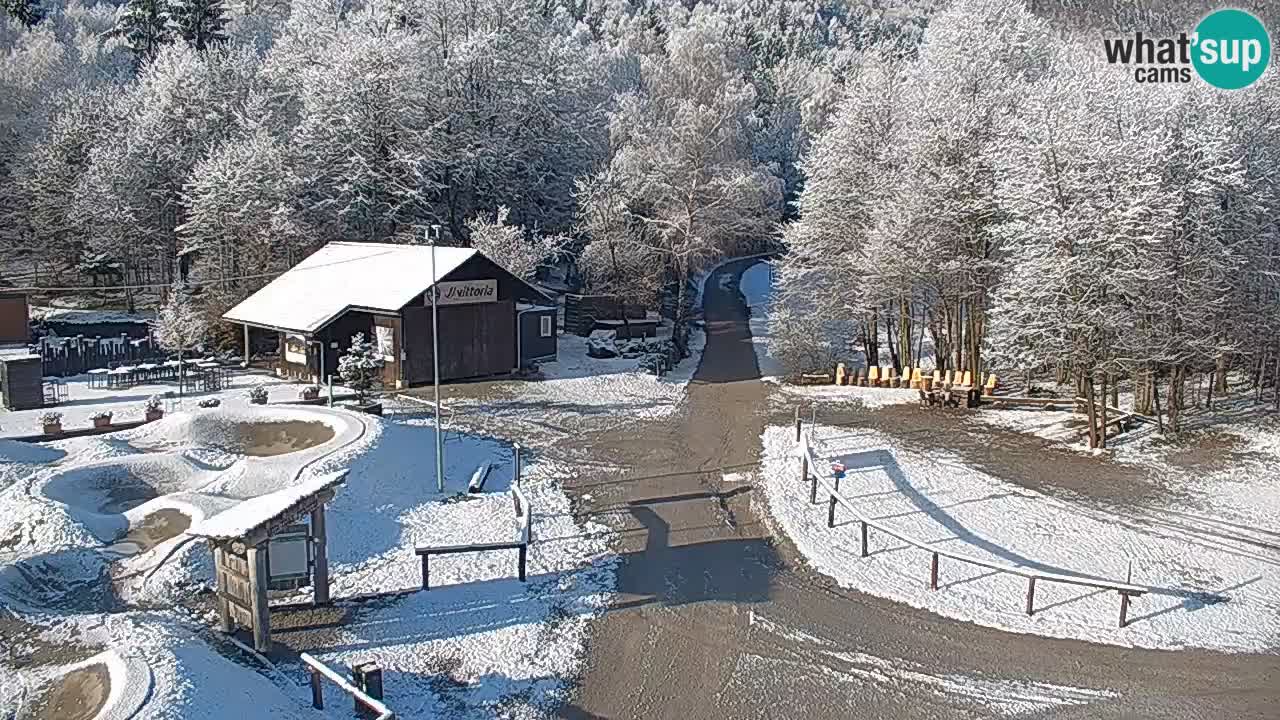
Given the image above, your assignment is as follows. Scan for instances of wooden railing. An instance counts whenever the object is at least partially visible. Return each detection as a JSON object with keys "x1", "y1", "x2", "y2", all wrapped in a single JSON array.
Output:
[
  {"x1": 300, "y1": 653, "x2": 395, "y2": 719},
  {"x1": 796, "y1": 432, "x2": 1147, "y2": 627}
]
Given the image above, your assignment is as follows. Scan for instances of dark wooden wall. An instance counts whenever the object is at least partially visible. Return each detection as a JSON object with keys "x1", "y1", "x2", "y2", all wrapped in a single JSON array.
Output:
[
  {"x1": 1, "y1": 357, "x2": 44, "y2": 410},
  {"x1": 0, "y1": 294, "x2": 29, "y2": 345},
  {"x1": 518, "y1": 309, "x2": 557, "y2": 365},
  {"x1": 402, "y1": 301, "x2": 516, "y2": 384}
]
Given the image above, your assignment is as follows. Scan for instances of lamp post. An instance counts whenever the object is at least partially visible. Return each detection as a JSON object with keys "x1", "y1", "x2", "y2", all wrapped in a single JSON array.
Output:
[{"x1": 428, "y1": 224, "x2": 445, "y2": 493}]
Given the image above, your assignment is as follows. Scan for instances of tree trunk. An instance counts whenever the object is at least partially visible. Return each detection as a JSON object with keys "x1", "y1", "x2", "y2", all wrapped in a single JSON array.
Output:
[
  {"x1": 898, "y1": 299, "x2": 913, "y2": 370},
  {"x1": 1110, "y1": 374, "x2": 1119, "y2": 409},
  {"x1": 1134, "y1": 366, "x2": 1153, "y2": 415},
  {"x1": 1099, "y1": 373, "x2": 1108, "y2": 449},
  {"x1": 1167, "y1": 365, "x2": 1184, "y2": 434},
  {"x1": 1152, "y1": 367, "x2": 1165, "y2": 434},
  {"x1": 1082, "y1": 372, "x2": 1099, "y2": 450},
  {"x1": 883, "y1": 305, "x2": 900, "y2": 370},
  {"x1": 1215, "y1": 353, "x2": 1229, "y2": 393},
  {"x1": 1274, "y1": 350, "x2": 1279, "y2": 411}
]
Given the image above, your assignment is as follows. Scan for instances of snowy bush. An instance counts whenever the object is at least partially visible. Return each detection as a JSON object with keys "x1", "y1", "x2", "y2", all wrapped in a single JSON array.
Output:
[
  {"x1": 40, "y1": 411, "x2": 62, "y2": 425},
  {"x1": 145, "y1": 395, "x2": 163, "y2": 412},
  {"x1": 299, "y1": 385, "x2": 320, "y2": 400},
  {"x1": 247, "y1": 384, "x2": 269, "y2": 404},
  {"x1": 197, "y1": 398, "x2": 220, "y2": 408},
  {"x1": 90, "y1": 411, "x2": 113, "y2": 421},
  {"x1": 338, "y1": 333, "x2": 383, "y2": 402}
]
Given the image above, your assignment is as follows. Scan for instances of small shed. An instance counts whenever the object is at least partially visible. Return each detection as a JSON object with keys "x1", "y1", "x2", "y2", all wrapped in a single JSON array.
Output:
[{"x1": 223, "y1": 242, "x2": 557, "y2": 387}]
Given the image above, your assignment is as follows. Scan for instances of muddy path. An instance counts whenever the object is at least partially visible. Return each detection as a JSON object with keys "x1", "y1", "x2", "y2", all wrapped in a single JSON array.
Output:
[{"x1": 551, "y1": 259, "x2": 1280, "y2": 720}]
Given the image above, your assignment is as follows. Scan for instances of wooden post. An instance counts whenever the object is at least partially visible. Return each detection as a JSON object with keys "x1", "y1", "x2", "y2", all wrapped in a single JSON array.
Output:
[
  {"x1": 311, "y1": 505, "x2": 330, "y2": 605},
  {"x1": 794, "y1": 406, "x2": 802, "y2": 442},
  {"x1": 246, "y1": 544, "x2": 271, "y2": 652},
  {"x1": 1118, "y1": 593, "x2": 1131, "y2": 628},
  {"x1": 860, "y1": 521, "x2": 868, "y2": 557},
  {"x1": 518, "y1": 544, "x2": 528, "y2": 581},
  {"x1": 1025, "y1": 577, "x2": 1036, "y2": 616},
  {"x1": 310, "y1": 668, "x2": 324, "y2": 709},
  {"x1": 242, "y1": 324, "x2": 251, "y2": 368},
  {"x1": 421, "y1": 552, "x2": 430, "y2": 590},
  {"x1": 810, "y1": 473, "x2": 817, "y2": 504},
  {"x1": 513, "y1": 443, "x2": 522, "y2": 487},
  {"x1": 827, "y1": 494, "x2": 837, "y2": 528},
  {"x1": 213, "y1": 545, "x2": 232, "y2": 633},
  {"x1": 833, "y1": 474, "x2": 840, "y2": 493},
  {"x1": 929, "y1": 552, "x2": 939, "y2": 590}
]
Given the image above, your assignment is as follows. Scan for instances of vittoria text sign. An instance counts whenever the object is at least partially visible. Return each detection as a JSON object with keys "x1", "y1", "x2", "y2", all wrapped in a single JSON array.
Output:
[{"x1": 432, "y1": 280, "x2": 497, "y2": 306}]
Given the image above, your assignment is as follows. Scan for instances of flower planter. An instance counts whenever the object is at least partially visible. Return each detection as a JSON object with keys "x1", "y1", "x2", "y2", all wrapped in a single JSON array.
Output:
[
  {"x1": 348, "y1": 401, "x2": 382, "y2": 416},
  {"x1": 145, "y1": 409, "x2": 164, "y2": 422},
  {"x1": 42, "y1": 422, "x2": 62, "y2": 435},
  {"x1": 250, "y1": 396, "x2": 268, "y2": 405},
  {"x1": 92, "y1": 417, "x2": 112, "y2": 429}
]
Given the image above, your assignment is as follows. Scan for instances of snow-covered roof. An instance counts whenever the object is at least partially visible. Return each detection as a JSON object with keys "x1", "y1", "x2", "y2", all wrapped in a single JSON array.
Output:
[
  {"x1": 30, "y1": 306, "x2": 153, "y2": 325},
  {"x1": 188, "y1": 470, "x2": 348, "y2": 540},
  {"x1": 223, "y1": 242, "x2": 479, "y2": 333}
]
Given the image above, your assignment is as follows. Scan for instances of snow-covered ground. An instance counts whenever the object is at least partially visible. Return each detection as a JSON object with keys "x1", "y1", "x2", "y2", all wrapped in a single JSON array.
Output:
[
  {"x1": 757, "y1": 423, "x2": 1280, "y2": 652},
  {"x1": 0, "y1": 389, "x2": 615, "y2": 717},
  {"x1": 516, "y1": 324, "x2": 705, "y2": 421}
]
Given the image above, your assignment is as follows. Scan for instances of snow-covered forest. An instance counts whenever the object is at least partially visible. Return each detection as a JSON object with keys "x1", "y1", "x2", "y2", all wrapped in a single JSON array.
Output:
[
  {"x1": 2, "y1": 0, "x2": 1278, "y2": 435},
  {"x1": 768, "y1": 0, "x2": 1280, "y2": 442}
]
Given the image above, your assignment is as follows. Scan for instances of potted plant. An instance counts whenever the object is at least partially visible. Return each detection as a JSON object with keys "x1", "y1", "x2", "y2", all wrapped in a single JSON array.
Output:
[
  {"x1": 299, "y1": 384, "x2": 321, "y2": 401},
  {"x1": 90, "y1": 411, "x2": 113, "y2": 429},
  {"x1": 248, "y1": 384, "x2": 269, "y2": 405},
  {"x1": 144, "y1": 395, "x2": 164, "y2": 422},
  {"x1": 41, "y1": 411, "x2": 63, "y2": 435}
]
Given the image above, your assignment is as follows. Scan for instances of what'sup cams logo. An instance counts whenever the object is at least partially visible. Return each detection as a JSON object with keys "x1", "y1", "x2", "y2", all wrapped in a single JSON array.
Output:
[{"x1": 1103, "y1": 8, "x2": 1271, "y2": 89}]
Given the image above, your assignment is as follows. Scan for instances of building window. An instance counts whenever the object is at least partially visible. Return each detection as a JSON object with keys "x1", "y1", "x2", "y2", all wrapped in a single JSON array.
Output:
[{"x1": 539, "y1": 315, "x2": 553, "y2": 338}]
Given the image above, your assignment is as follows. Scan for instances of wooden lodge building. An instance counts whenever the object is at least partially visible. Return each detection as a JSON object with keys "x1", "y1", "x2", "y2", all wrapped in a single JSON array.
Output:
[{"x1": 223, "y1": 242, "x2": 558, "y2": 387}]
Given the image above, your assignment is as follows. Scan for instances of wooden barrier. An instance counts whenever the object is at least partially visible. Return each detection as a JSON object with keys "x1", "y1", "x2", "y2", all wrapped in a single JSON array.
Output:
[
  {"x1": 416, "y1": 484, "x2": 531, "y2": 590},
  {"x1": 301, "y1": 653, "x2": 395, "y2": 719},
  {"x1": 797, "y1": 432, "x2": 1146, "y2": 626}
]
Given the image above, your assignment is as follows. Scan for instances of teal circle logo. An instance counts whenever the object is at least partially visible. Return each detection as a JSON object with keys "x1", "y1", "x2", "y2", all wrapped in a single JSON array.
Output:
[{"x1": 1192, "y1": 9, "x2": 1271, "y2": 90}]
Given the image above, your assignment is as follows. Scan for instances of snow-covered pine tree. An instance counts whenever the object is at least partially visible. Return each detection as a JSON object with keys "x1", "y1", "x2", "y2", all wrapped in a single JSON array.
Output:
[
  {"x1": 116, "y1": 0, "x2": 176, "y2": 64},
  {"x1": 1, "y1": 0, "x2": 43, "y2": 28},
  {"x1": 338, "y1": 332, "x2": 383, "y2": 403},
  {"x1": 169, "y1": 0, "x2": 227, "y2": 51}
]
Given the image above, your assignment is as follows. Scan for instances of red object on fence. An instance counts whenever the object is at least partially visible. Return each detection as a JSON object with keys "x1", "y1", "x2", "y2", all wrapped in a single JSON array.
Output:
[{"x1": 831, "y1": 462, "x2": 846, "y2": 479}]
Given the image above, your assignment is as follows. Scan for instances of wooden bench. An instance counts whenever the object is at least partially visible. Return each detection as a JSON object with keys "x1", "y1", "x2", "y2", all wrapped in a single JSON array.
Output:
[{"x1": 415, "y1": 541, "x2": 527, "y2": 590}]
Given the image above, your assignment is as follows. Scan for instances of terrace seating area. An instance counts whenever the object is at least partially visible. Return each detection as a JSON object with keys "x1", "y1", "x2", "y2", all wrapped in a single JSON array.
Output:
[{"x1": 86, "y1": 358, "x2": 230, "y2": 392}]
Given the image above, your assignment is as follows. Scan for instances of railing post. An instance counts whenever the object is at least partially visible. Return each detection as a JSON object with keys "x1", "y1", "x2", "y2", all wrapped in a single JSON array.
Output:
[
  {"x1": 827, "y1": 494, "x2": 837, "y2": 528},
  {"x1": 1025, "y1": 577, "x2": 1036, "y2": 616},
  {"x1": 514, "y1": 443, "x2": 522, "y2": 488},
  {"x1": 421, "y1": 552, "x2": 430, "y2": 590},
  {"x1": 310, "y1": 668, "x2": 324, "y2": 709},
  {"x1": 1118, "y1": 592, "x2": 1131, "y2": 628},
  {"x1": 518, "y1": 544, "x2": 527, "y2": 582},
  {"x1": 833, "y1": 474, "x2": 840, "y2": 493},
  {"x1": 929, "y1": 552, "x2": 939, "y2": 590},
  {"x1": 860, "y1": 521, "x2": 868, "y2": 557},
  {"x1": 794, "y1": 406, "x2": 801, "y2": 441}
]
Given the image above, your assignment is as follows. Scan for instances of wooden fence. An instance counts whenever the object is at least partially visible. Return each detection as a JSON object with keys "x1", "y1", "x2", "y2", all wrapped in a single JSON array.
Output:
[
  {"x1": 300, "y1": 653, "x2": 395, "y2": 719},
  {"x1": 794, "y1": 422, "x2": 1147, "y2": 627},
  {"x1": 35, "y1": 334, "x2": 164, "y2": 377}
]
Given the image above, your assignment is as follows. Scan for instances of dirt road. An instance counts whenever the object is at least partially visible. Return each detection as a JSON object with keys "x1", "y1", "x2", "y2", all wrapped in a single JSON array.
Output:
[{"x1": 556, "y1": 259, "x2": 1280, "y2": 719}]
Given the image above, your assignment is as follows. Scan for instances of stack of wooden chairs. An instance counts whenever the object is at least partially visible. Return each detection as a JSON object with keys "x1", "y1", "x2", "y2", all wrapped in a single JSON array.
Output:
[{"x1": 833, "y1": 362, "x2": 999, "y2": 407}]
